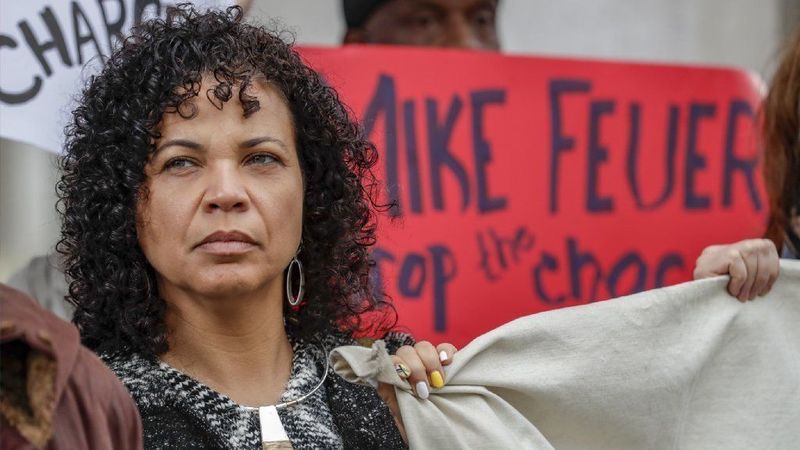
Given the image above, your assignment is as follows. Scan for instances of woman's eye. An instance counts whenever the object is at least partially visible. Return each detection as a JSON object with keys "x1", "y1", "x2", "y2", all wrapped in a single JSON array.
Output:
[
  {"x1": 164, "y1": 157, "x2": 196, "y2": 171},
  {"x1": 246, "y1": 153, "x2": 277, "y2": 165}
]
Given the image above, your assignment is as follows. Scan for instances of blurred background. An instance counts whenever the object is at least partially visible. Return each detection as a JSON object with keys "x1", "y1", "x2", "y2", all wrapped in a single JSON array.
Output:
[{"x1": 2, "y1": 0, "x2": 800, "y2": 281}]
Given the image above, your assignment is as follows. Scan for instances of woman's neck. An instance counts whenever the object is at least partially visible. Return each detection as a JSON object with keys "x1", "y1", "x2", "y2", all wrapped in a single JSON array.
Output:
[{"x1": 159, "y1": 283, "x2": 293, "y2": 407}]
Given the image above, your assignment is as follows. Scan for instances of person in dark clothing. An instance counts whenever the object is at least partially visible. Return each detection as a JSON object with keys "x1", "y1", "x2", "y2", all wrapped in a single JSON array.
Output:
[{"x1": 0, "y1": 284, "x2": 143, "y2": 450}]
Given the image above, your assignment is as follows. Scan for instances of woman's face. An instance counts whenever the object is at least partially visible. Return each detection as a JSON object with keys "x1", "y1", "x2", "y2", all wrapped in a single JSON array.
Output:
[{"x1": 136, "y1": 79, "x2": 303, "y2": 300}]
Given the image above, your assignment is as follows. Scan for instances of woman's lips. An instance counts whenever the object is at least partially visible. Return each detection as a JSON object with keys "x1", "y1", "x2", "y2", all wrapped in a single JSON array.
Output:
[
  {"x1": 196, "y1": 240, "x2": 257, "y2": 254},
  {"x1": 195, "y1": 230, "x2": 258, "y2": 255}
]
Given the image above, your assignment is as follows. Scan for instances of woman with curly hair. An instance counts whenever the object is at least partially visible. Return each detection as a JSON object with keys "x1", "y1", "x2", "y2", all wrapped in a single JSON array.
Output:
[
  {"x1": 58, "y1": 5, "x2": 453, "y2": 449},
  {"x1": 693, "y1": 27, "x2": 800, "y2": 298}
]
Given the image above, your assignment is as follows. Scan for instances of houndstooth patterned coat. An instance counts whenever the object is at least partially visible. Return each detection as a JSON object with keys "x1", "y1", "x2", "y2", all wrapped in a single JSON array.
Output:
[{"x1": 103, "y1": 330, "x2": 414, "y2": 449}]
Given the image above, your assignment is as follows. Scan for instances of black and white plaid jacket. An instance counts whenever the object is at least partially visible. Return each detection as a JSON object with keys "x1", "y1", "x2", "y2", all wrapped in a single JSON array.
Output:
[{"x1": 103, "y1": 330, "x2": 414, "y2": 449}]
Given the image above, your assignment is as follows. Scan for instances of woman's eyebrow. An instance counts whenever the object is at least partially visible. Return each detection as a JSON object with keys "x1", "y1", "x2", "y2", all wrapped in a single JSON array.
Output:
[
  {"x1": 240, "y1": 136, "x2": 288, "y2": 150},
  {"x1": 155, "y1": 139, "x2": 203, "y2": 153}
]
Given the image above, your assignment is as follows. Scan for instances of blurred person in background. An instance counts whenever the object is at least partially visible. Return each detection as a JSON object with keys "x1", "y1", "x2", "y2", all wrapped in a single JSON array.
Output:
[
  {"x1": 762, "y1": 26, "x2": 800, "y2": 260},
  {"x1": 342, "y1": 0, "x2": 500, "y2": 50},
  {"x1": 6, "y1": 254, "x2": 72, "y2": 321},
  {"x1": 693, "y1": 27, "x2": 800, "y2": 297},
  {"x1": 0, "y1": 284, "x2": 143, "y2": 449}
]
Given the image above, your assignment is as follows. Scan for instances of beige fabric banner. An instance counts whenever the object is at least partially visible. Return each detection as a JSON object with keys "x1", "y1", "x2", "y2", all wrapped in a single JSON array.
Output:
[{"x1": 331, "y1": 260, "x2": 800, "y2": 450}]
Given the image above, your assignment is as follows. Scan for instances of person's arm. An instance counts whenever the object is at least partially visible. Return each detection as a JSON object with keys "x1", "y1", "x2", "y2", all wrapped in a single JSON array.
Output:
[{"x1": 693, "y1": 238, "x2": 780, "y2": 301}]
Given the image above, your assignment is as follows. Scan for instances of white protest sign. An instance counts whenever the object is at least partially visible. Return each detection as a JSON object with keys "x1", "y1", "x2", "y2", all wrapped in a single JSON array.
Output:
[{"x1": 0, "y1": 0, "x2": 232, "y2": 154}]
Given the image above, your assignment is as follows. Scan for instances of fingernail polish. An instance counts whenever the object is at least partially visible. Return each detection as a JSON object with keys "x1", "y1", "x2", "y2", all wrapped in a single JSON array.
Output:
[
  {"x1": 430, "y1": 370, "x2": 444, "y2": 388},
  {"x1": 439, "y1": 350, "x2": 448, "y2": 362},
  {"x1": 415, "y1": 381, "x2": 429, "y2": 399},
  {"x1": 395, "y1": 363, "x2": 411, "y2": 379}
]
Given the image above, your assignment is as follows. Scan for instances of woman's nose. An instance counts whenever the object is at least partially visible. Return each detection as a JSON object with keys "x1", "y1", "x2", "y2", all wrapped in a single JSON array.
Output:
[{"x1": 202, "y1": 166, "x2": 249, "y2": 213}]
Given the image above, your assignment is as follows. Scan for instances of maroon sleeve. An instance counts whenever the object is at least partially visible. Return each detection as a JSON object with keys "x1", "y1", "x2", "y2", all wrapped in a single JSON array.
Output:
[{"x1": 61, "y1": 349, "x2": 144, "y2": 450}]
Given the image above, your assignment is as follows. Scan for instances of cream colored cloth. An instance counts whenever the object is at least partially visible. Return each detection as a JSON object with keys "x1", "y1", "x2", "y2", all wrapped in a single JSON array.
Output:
[{"x1": 331, "y1": 260, "x2": 800, "y2": 450}]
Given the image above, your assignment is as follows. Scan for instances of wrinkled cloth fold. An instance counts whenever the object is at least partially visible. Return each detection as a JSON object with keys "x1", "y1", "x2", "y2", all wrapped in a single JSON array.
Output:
[{"x1": 331, "y1": 260, "x2": 800, "y2": 450}]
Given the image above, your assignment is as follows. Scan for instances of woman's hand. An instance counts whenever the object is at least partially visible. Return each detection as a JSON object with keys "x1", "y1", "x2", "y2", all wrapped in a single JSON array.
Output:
[
  {"x1": 376, "y1": 341, "x2": 457, "y2": 444},
  {"x1": 392, "y1": 341, "x2": 457, "y2": 399},
  {"x1": 693, "y1": 239, "x2": 780, "y2": 301}
]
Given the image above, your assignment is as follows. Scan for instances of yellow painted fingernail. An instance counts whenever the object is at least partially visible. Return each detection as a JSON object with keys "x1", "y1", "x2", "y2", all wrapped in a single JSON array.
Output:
[{"x1": 430, "y1": 370, "x2": 444, "y2": 388}]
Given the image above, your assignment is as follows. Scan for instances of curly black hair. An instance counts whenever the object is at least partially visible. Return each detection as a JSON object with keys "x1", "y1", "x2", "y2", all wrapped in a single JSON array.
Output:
[{"x1": 57, "y1": 5, "x2": 395, "y2": 356}]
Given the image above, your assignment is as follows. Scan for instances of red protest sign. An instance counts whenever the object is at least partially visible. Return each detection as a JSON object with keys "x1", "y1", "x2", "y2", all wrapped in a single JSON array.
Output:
[{"x1": 299, "y1": 46, "x2": 767, "y2": 347}]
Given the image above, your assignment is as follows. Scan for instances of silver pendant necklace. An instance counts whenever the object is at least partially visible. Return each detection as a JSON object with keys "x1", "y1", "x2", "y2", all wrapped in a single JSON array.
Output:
[{"x1": 241, "y1": 341, "x2": 329, "y2": 446}]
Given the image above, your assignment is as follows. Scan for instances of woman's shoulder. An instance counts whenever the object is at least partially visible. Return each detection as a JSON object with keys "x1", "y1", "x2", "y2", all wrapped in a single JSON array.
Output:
[
  {"x1": 100, "y1": 351, "x2": 191, "y2": 413},
  {"x1": 101, "y1": 352, "x2": 155, "y2": 383},
  {"x1": 344, "y1": 330, "x2": 415, "y2": 354},
  {"x1": 100, "y1": 351, "x2": 259, "y2": 448},
  {"x1": 100, "y1": 352, "x2": 167, "y2": 405},
  {"x1": 313, "y1": 328, "x2": 414, "y2": 366}
]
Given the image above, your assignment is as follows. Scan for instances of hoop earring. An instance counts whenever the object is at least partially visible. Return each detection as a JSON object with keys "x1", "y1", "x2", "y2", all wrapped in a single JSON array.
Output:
[{"x1": 286, "y1": 256, "x2": 305, "y2": 307}]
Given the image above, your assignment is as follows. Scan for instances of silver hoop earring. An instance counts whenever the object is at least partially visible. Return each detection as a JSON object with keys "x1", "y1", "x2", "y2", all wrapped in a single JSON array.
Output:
[{"x1": 286, "y1": 256, "x2": 305, "y2": 307}]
